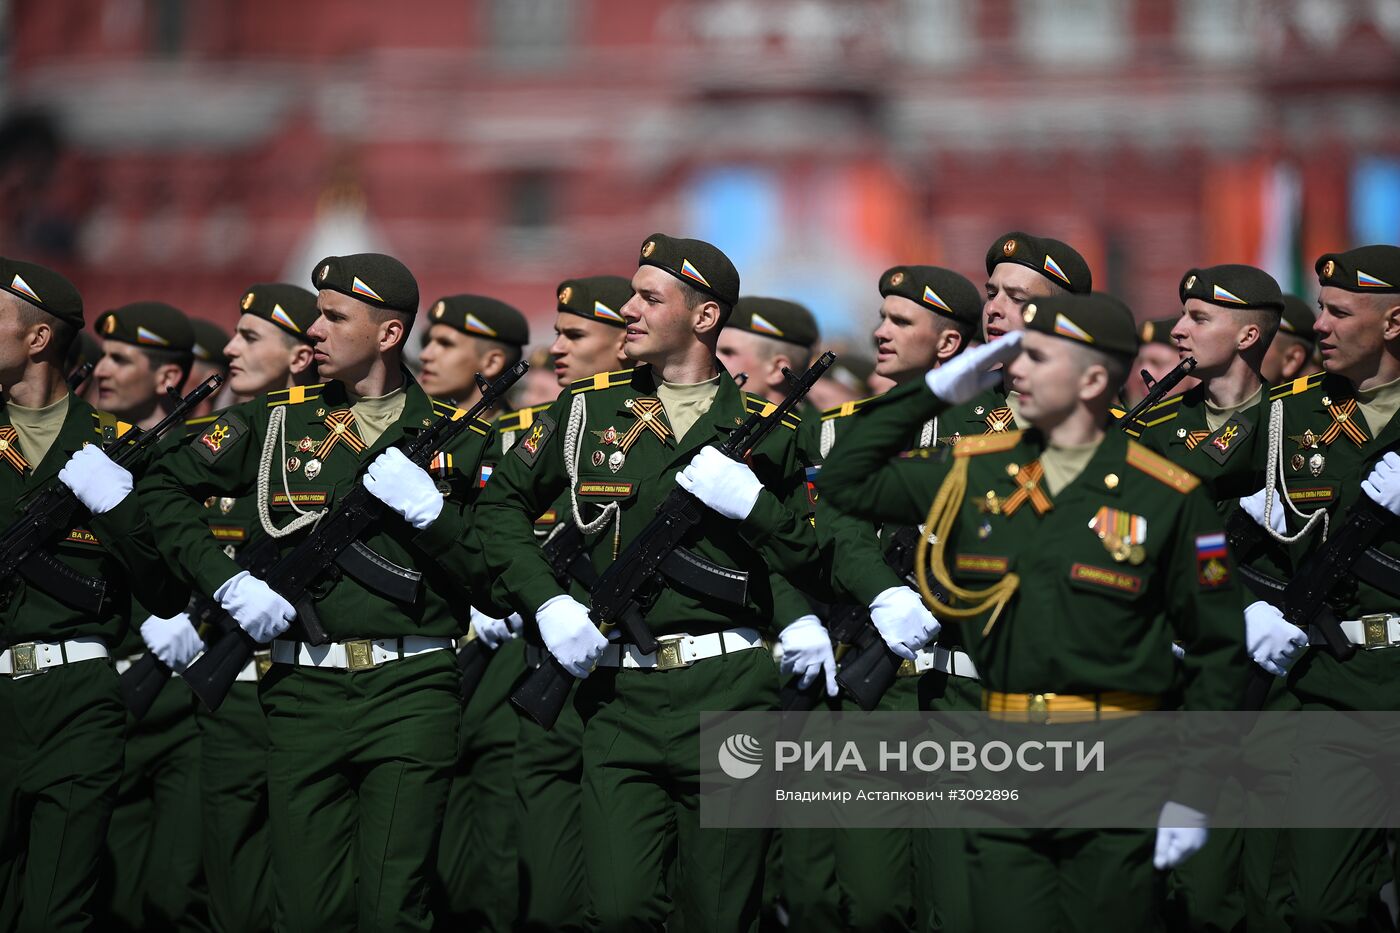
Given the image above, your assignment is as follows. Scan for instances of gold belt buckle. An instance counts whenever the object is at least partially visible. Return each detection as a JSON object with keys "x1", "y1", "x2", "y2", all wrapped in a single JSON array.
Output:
[
  {"x1": 1028, "y1": 692, "x2": 1054, "y2": 725},
  {"x1": 254, "y1": 650, "x2": 273, "y2": 680},
  {"x1": 653, "y1": 636, "x2": 688, "y2": 672},
  {"x1": 897, "y1": 657, "x2": 918, "y2": 678},
  {"x1": 11, "y1": 642, "x2": 40, "y2": 676},
  {"x1": 344, "y1": 639, "x2": 379, "y2": 671},
  {"x1": 1359, "y1": 614, "x2": 1393, "y2": 650}
]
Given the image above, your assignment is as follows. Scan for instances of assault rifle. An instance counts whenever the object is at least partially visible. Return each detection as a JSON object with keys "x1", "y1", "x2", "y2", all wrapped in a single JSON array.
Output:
[
  {"x1": 0, "y1": 375, "x2": 224, "y2": 646},
  {"x1": 1118, "y1": 357, "x2": 1197, "y2": 432},
  {"x1": 512, "y1": 352, "x2": 836, "y2": 729},
  {"x1": 66, "y1": 361, "x2": 94, "y2": 393},
  {"x1": 180, "y1": 362, "x2": 527, "y2": 711}
]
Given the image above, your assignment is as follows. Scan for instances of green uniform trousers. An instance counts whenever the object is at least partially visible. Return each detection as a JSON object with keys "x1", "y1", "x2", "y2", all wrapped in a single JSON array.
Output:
[
  {"x1": 435, "y1": 638, "x2": 522, "y2": 932},
  {"x1": 259, "y1": 650, "x2": 459, "y2": 933},
  {"x1": 102, "y1": 673, "x2": 209, "y2": 932},
  {"x1": 200, "y1": 680, "x2": 274, "y2": 933},
  {"x1": 515, "y1": 655, "x2": 589, "y2": 932},
  {"x1": 915, "y1": 671, "x2": 980, "y2": 933},
  {"x1": 576, "y1": 647, "x2": 776, "y2": 933},
  {"x1": 0, "y1": 659, "x2": 124, "y2": 933},
  {"x1": 968, "y1": 827, "x2": 1161, "y2": 933}
]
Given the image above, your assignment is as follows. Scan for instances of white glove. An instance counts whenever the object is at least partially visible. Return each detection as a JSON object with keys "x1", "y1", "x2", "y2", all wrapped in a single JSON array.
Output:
[
  {"x1": 869, "y1": 585, "x2": 941, "y2": 661},
  {"x1": 1244, "y1": 600, "x2": 1309, "y2": 677},
  {"x1": 1239, "y1": 487, "x2": 1286, "y2": 534},
  {"x1": 215, "y1": 570, "x2": 296, "y2": 644},
  {"x1": 675, "y1": 446, "x2": 764, "y2": 521},
  {"x1": 1154, "y1": 801, "x2": 1210, "y2": 869},
  {"x1": 58, "y1": 445, "x2": 133, "y2": 515},
  {"x1": 924, "y1": 331, "x2": 1024, "y2": 404},
  {"x1": 536, "y1": 594, "x2": 607, "y2": 678},
  {"x1": 363, "y1": 447, "x2": 444, "y2": 530},
  {"x1": 1362, "y1": 451, "x2": 1400, "y2": 517},
  {"x1": 139, "y1": 612, "x2": 205, "y2": 672},
  {"x1": 778, "y1": 615, "x2": 838, "y2": 697},
  {"x1": 471, "y1": 607, "x2": 523, "y2": 650}
]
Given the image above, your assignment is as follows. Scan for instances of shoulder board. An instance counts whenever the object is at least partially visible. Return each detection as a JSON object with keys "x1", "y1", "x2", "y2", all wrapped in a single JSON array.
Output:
[
  {"x1": 1270, "y1": 372, "x2": 1326, "y2": 402},
  {"x1": 821, "y1": 394, "x2": 879, "y2": 422},
  {"x1": 267, "y1": 384, "x2": 325, "y2": 408},
  {"x1": 494, "y1": 402, "x2": 553, "y2": 433},
  {"x1": 1126, "y1": 440, "x2": 1201, "y2": 493},
  {"x1": 428, "y1": 399, "x2": 491, "y2": 436},
  {"x1": 1109, "y1": 406, "x2": 1125, "y2": 420},
  {"x1": 1143, "y1": 393, "x2": 1186, "y2": 417},
  {"x1": 744, "y1": 394, "x2": 801, "y2": 430},
  {"x1": 569, "y1": 368, "x2": 634, "y2": 395},
  {"x1": 953, "y1": 430, "x2": 1023, "y2": 458},
  {"x1": 91, "y1": 410, "x2": 137, "y2": 440}
]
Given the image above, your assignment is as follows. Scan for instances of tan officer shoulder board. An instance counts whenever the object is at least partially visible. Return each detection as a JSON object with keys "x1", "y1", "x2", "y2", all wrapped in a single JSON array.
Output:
[
  {"x1": 569, "y1": 368, "x2": 634, "y2": 396},
  {"x1": 267, "y1": 384, "x2": 325, "y2": 408},
  {"x1": 1126, "y1": 440, "x2": 1200, "y2": 493},
  {"x1": 953, "y1": 430, "x2": 1023, "y2": 458},
  {"x1": 1269, "y1": 372, "x2": 1326, "y2": 402}
]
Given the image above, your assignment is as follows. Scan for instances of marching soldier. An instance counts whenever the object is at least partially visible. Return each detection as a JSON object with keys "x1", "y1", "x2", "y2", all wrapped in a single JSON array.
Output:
[
  {"x1": 1260, "y1": 293, "x2": 1323, "y2": 386},
  {"x1": 819, "y1": 295, "x2": 1249, "y2": 931},
  {"x1": 189, "y1": 317, "x2": 232, "y2": 417},
  {"x1": 422, "y1": 294, "x2": 531, "y2": 931},
  {"x1": 141, "y1": 253, "x2": 496, "y2": 931},
  {"x1": 475, "y1": 234, "x2": 815, "y2": 931},
  {"x1": 506, "y1": 274, "x2": 633, "y2": 933},
  {"x1": 1124, "y1": 315, "x2": 1191, "y2": 408},
  {"x1": 0, "y1": 257, "x2": 187, "y2": 931},
  {"x1": 1241, "y1": 245, "x2": 1400, "y2": 931},
  {"x1": 189, "y1": 283, "x2": 320, "y2": 933},
  {"x1": 91, "y1": 302, "x2": 211, "y2": 932}
]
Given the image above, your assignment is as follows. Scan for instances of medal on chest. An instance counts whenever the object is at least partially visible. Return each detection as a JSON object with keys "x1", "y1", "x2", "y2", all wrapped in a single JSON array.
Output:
[
  {"x1": 314, "y1": 410, "x2": 367, "y2": 460},
  {"x1": 617, "y1": 397, "x2": 674, "y2": 453},
  {"x1": 1089, "y1": 506, "x2": 1147, "y2": 565},
  {"x1": 0, "y1": 426, "x2": 29, "y2": 474}
]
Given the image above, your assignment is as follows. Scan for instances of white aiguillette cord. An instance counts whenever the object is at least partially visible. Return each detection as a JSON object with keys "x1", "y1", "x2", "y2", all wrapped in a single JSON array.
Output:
[
  {"x1": 256, "y1": 404, "x2": 327, "y2": 539},
  {"x1": 1261, "y1": 398, "x2": 1328, "y2": 545}
]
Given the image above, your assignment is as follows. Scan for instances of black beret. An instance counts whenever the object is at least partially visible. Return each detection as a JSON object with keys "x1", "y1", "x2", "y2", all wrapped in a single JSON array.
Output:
[
  {"x1": 1179, "y1": 264, "x2": 1283, "y2": 313},
  {"x1": 427, "y1": 294, "x2": 529, "y2": 346},
  {"x1": 0, "y1": 256, "x2": 83, "y2": 329},
  {"x1": 1278, "y1": 294, "x2": 1317, "y2": 343},
  {"x1": 313, "y1": 253, "x2": 419, "y2": 314},
  {"x1": 1022, "y1": 293, "x2": 1139, "y2": 358},
  {"x1": 190, "y1": 319, "x2": 231, "y2": 365},
  {"x1": 879, "y1": 265, "x2": 982, "y2": 327},
  {"x1": 1137, "y1": 316, "x2": 1178, "y2": 347},
  {"x1": 638, "y1": 233, "x2": 740, "y2": 307},
  {"x1": 95, "y1": 302, "x2": 195, "y2": 353},
  {"x1": 1315, "y1": 245, "x2": 1400, "y2": 294},
  {"x1": 986, "y1": 232, "x2": 1092, "y2": 295},
  {"x1": 729, "y1": 297, "x2": 820, "y2": 348},
  {"x1": 239, "y1": 283, "x2": 320, "y2": 343},
  {"x1": 556, "y1": 275, "x2": 632, "y2": 329}
]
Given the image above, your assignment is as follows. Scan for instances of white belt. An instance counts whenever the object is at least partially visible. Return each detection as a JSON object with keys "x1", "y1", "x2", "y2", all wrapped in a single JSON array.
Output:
[
  {"x1": 271, "y1": 636, "x2": 453, "y2": 671},
  {"x1": 1312, "y1": 614, "x2": 1400, "y2": 650},
  {"x1": 235, "y1": 651, "x2": 274, "y2": 683},
  {"x1": 1, "y1": 637, "x2": 110, "y2": 678},
  {"x1": 596, "y1": 628, "x2": 765, "y2": 672},
  {"x1": 114, "y1": 652, "x2": 142, "y2": 675},
  {"x1": 899, "y1": 645, "x2": 980, "y2": 681}
]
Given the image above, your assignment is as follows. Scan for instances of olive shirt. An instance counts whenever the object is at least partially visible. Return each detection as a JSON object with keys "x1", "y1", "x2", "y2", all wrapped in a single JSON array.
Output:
[
  {"x1": 1, "y1": 393, "x2": 186, "y2": 645},
  {"x1": 474, "y1": 365, "x2": 817, "y2": 638},
  {"x1": 1266, "y1": 372, "x2": 1400, "y2": 710},
  {"x1": 138, "y1": 372, "x2": 493, "y2": 640},
  {"x1": 817, "y1": 379, "x2": 1248, "y2": 712}
]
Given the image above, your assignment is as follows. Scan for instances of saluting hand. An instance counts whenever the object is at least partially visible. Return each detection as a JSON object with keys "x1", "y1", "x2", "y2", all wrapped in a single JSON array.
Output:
[
  {"x1": 924, "y1": 331, "x2": 1024, "y2": 404},
  {"x1": 676, "y1": 446, "x2": 763, "y2": 521},
  {"x1": 58, "y1": 445, "x2": 133, "y2": 515},
  {"x1": 363, "y1": 447, "x2": 444, "y2": 530}
]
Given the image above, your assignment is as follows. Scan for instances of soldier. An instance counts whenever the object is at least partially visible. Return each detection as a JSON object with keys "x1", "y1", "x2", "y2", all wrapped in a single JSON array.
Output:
[
  {"x1": 0, "y1": 257, "x2": 186, "y2": 931},
  {"x1": 1241, "y1": 245, "x2": 1400, "y2": 931},
  {"x1": 190, "y1": 283, "x2": 320, "y2": 933},
  {"x1": 92, "y1": 301, "x2": 196, "y2": 430},
  {"x1": 1122, "y1": 265, "x2": 1284, "y2": 933},
  {"x1": 419, "y1": 293, "x2": 527, "y2": 417},
  {"x1": 91, "y1": 302, "x2": 212, "y2": 931},
  {"x1": 475, "y1": 234, "x2": 815, "y2": 931},
  {"x1": 805, "y1": 354, "x2": 874, "y2": 413},
  {"x1": 141, "y1": 253, "x2": 496, "y2": 931},
  {"x1": 424, "y1": 294, "x2": 531, "y2": 931},
  {"x1": 1260, "y1": 293, "x2": 1322, "y2": 386},
  {"x1": 719, "y1": 296, "x2": 819, "y2": 405},
  {"x1": 189, "y1": 317, "x2": 232, "y2": 417},
  {"x1": 504, "y1": 274, "x2": 633, "y2": 933},
  {"x1": 819, "y1": 295, "x2": 1249, "y2": 931},
  {"x1": 1123, "y1": 315, "x2": 1193, "y2": 408}
]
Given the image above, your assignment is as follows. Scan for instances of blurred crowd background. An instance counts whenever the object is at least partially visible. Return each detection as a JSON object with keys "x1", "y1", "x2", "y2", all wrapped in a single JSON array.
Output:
[{"x1": 3, "y1": 0, "x2": 1400, "y2": 402}]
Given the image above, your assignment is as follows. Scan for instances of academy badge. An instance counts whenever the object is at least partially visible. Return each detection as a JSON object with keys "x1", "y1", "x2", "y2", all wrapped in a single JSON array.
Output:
[{"x1": 592, "y1": 450, "x2": 605, "y2": 467}]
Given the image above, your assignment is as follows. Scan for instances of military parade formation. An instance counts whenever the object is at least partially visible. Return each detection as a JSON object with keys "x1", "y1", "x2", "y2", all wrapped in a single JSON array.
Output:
[{"x1": 1, "y1": 228, "x2": 1399, "y2": 933}]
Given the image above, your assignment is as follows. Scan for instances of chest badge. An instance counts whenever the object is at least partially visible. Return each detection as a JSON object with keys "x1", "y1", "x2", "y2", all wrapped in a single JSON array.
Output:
[
  {"x1": 619, "y1": 397, "x2": 674, "y2": 453},
  {"x1": 304, "y1": 458, "x2": 322, "y2": 480},
  {"x1": 0, "y1": 426, "x2": 29, "y2": 474},
  {"x1": 608, "y1": 450, "x2": 626, "y2": 473},
  {"x1": 1309, "y1": 452, "x2": 1326, "y2": 476},
  {"x1": 591, "y1": 450, "x2": 606, "y2": 467},
  {"x1": 1321, "y1": 398, "x2": 1368, "y2": 447},
  {"x1": 984, "y1": 406, "x2": 1015, "y2": 433},
  {"x1": 315, "y1": 410, "x2": 368, "y2": 460},
  {"x1": 592, "y1": 426, "x2": 619, "y2": 446}
]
